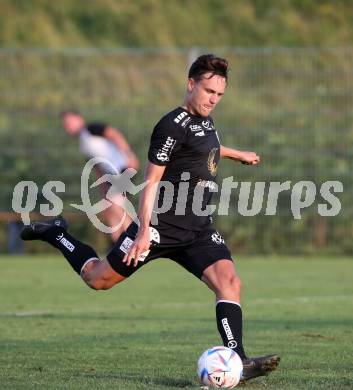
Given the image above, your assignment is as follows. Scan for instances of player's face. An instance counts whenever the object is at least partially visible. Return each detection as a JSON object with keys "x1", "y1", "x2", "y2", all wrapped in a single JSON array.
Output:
[
  {"x1": 186, "y1": 73, "x2": 227, "y2": 117},
  {"x1": 62, "y1": 114, "x2": 84, "y2": 136}
]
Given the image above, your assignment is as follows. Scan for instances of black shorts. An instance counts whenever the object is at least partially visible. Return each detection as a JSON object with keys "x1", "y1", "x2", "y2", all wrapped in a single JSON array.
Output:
[{"x1": 106, "y1": 221, "x2": 233, "y2": 279}]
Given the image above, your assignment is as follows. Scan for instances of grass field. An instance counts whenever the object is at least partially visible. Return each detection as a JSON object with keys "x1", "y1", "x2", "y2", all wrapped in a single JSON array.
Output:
[{"x1": 0, "y1": 256, "x2": 352, "y2": 390}]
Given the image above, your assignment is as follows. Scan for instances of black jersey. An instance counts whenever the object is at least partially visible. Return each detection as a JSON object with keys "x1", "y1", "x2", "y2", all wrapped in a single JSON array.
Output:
[{"x1": 148, "y1": 106, "x2": 220, "y2": 231}]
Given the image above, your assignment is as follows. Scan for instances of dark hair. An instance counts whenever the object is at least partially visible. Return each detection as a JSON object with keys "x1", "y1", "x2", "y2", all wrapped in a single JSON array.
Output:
[
  {"x1": 188, "y1": 54, "x2": 228, "y2": 82},
  {"x1": 60, "y1": 109, "x2": 82, "y2": 118}
]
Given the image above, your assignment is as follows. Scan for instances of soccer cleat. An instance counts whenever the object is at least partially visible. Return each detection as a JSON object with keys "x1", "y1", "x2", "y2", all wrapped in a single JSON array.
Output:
[
  {"x1": 20, "y1": 216, "x2": 68, "y2": 241},
  {"x1": 241, "y1": 354, "x2": 280, "y2": 382}
]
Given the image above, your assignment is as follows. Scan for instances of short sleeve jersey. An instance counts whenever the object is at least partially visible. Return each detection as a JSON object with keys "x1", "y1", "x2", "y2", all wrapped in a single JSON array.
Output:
[
  {"x1": 79, "y1": 122, "x2": 127, "y2": 174},
  {"x1": 148, "y1": 107, "x2": 220, "y2": 231}
]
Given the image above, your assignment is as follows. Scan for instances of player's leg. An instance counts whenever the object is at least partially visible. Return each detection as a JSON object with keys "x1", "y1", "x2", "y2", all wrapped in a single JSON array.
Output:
[
  {"x1": 104, "y1": 193, "x2": 132, "y2": 242},
  {"x1": 178, "y1": 229, "x2": 280, "y2": 381},
  {"x1": 80, "y1": 258, "x2": 125, "y2": 290},
  {"x1": 93, "y1": 166, "x2": 131, "y2": 242},
  {"x1": 202, "y1": 259, "x2": 280, "y2": 381},
  {"x1": 169, "y1": 239, "x2": 246, "y2": 358},
  {"x1": 201, "y1": 259, "x2": 246, "y2": 359},
  {"x1": 20, "y1": 216, "x2": 127, "y2": 290}
]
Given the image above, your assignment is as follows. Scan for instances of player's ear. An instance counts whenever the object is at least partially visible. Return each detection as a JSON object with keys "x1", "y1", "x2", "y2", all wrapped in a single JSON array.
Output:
[{"x1": 187, "y1": 78, "x2": 195, "y2": 93}]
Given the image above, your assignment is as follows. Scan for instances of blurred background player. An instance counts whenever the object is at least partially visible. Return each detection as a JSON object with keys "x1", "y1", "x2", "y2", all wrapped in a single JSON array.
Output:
[{"x1": 61, "y1": 110, "x2": 139, "y2": 241}]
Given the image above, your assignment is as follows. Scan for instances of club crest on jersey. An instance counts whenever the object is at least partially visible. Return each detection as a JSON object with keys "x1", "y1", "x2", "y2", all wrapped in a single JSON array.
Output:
[
  {"x1": 207, "y1": 148, "x2": 218, "y2": 176},
  {"x1": 202, "y1": 120, "x2": 214, "y2": 130},
  {"x1": 211, "y1": 232, "x2": 225, "y2": 245}
]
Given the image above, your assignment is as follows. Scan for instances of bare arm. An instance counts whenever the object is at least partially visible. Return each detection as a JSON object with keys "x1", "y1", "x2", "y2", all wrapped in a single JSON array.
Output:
[
  {"x1": 220, "y1": 145, "x2": 260, "y2": 165},
  {"x1": 104, "y1": 126, "x2": 139, "y2": 170},
  {"x1": 123, "y1": 162, "x2": 166, "y2": 266}
]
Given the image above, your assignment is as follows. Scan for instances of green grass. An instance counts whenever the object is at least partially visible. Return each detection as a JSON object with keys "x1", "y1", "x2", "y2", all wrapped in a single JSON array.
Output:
[{"x1": 0, "y1": 256, "x2": 352, "y2": 389}]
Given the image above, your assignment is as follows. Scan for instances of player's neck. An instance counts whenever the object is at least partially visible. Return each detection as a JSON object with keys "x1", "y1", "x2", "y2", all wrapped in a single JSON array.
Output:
[{"x1": 181, "y1": 101, "x2": 202, "y2": 117}]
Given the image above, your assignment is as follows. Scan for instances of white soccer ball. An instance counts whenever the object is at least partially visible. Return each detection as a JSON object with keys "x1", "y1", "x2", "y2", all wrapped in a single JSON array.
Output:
[{"x1": 197, "y1": 346, "x2": 243, "y2": 388}]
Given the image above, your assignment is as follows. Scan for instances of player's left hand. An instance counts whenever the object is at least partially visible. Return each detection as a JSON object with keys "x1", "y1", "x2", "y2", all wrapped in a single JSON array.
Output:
[
  {"x1": 239, "y1": 151, "x2": 260, "y2": 165},
  {"x1": 123, "y1": 228, "x2": 151, "y2": 267}
]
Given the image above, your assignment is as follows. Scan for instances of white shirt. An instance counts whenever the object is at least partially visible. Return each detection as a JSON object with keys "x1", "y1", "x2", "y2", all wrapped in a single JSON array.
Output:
[{"x1": 79, "y1": 128, "x2": 127, "y2": 174}]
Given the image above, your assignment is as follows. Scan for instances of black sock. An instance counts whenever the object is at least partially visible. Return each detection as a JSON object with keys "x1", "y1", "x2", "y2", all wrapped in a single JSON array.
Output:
[
  {"x1": 216, "y1": 300, "x2": 247, "y2": 359},
  {"x1": 42, "y1": 226, "x2": 99, "y2": 275}
]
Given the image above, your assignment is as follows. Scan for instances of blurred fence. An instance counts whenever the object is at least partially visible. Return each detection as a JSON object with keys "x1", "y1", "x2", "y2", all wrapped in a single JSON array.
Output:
[{"x1": 0, "y1": 47, "x2": 352, "y2": 254}]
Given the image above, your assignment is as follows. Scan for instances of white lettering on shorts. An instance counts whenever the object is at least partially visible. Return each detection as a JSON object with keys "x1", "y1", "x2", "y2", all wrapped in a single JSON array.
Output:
[
  {"x1": 119, "y1": 237, "x2": 133, "y2": 254},
  {"x1": 119, "y1": 236, "x2": 151, "y2": 263}
]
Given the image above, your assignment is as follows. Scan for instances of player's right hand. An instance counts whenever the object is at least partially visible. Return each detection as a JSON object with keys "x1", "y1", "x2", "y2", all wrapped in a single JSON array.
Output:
[
  {"x1": 239, "y1": 151, "x2": 260, "y2": 165},
  {"x1": 122, "y1": 228, "x2": 151, "y2": 267}
]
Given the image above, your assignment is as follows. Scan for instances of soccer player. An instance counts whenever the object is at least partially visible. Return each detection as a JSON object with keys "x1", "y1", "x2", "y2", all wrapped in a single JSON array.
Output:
[
  {"x1": 22, "y1": 55, "x2": 280, "y2": 382},
  {"x1": 61, "y1": 110, "x2": 139, "y2": 240}
]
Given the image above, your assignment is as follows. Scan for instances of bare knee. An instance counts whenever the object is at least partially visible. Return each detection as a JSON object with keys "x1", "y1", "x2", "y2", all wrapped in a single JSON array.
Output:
[
  {"x1": 226, "y1": 273, "x2": 241, "y2": 291},
  {"x1": 81, "y1": 260, "x2": 112, "y2": 291},
  {"x1": 82, "y1": 272, "x2": 113, "y2": 291},
  {"x1": 232, "y1": 274, "x2": 242, "y2": 291},
  {"x1": 80, "y1": 259, "x2": 125, "y2": 291},
  {"x1": 216, "y1": 274, "x2": 242, "y2": 300},
  {"x1": 86, "y1": 278, "x2": 112, "y2": 291}
]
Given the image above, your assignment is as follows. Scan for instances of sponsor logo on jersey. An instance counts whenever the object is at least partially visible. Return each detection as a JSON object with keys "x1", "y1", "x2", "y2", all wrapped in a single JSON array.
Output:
[
  {"x1": 207, "y1": 148, "x2": 218, "y2": 176},
  {"x1": 181, "y1": 117, "x2": 191, "y2": 127},
  {"x1": 211, "y1": 232, "x2": 225, "y2": 245},
  {"x1": 189, "y1": 124, "x2": 203, "y2": 132},
  {"x1": 197, "y1": 179, "x2": 217, "y2": 190},
  {"x1": 202, "y1": 120, "x2": 214, "y2": 130},
  {"x1": 173, "y1": 111, "x2": 188, "y2": 124},
  {"x1": 156, "y1": 152, "x2": 169, "y2": 162},
  {"x1": 56, "y1": 233, "x2": 75, "y2": 252},
  {"x1": 195, "y1": 131, "x2": 205, "y2": 136},
  {"x1": 156, "y1": 136, "x2": 176, "y2": 162},
  {"x1": 221, "y1": 318, "x2": 237, "y2": 349}
]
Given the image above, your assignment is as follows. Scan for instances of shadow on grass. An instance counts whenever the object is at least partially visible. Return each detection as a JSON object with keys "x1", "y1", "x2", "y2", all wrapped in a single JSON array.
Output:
[
  {"x1": 83, "y1": 371, "x2": 195, "y2": 388},
  {"x1": 1, "y1": 312, "x2": 351, "y2": 329}
]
